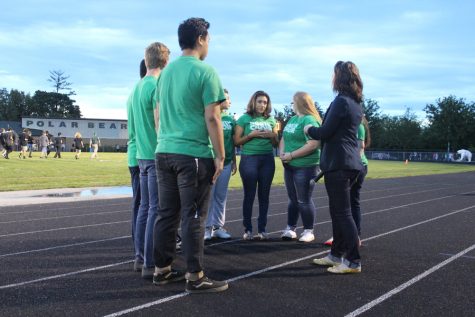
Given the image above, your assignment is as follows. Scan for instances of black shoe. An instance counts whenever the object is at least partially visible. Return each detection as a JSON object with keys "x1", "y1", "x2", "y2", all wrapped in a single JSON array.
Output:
[
  {"x1": 185, "y1": 276, "x2": 228, "y2": 293},
  {"x1": 153, "y1": 269, "x2": 185, "y2": 285},
  {"x1": 133, "y1": 259, "x2": 143, "y2": 272}
]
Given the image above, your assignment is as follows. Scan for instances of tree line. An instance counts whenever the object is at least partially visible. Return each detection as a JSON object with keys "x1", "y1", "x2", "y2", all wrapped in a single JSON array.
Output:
[
  {"x1": 1, "y1": 70, "x2": 474, "y2": 152},
  {"x1": 274, "y1": 95, "x2": 475, "y2": 152},
  {"x1": 0, "y1": 70, "x2": 81, "y2": 121}
]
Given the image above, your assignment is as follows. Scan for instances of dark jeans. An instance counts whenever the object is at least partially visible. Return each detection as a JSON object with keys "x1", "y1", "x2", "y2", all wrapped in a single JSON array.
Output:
[
  {"x1": 53, "y1": 146, "x2": 61, "y2": 158},
  {"x1": 324, "y1": 169, "x2": 361, "y2": 264},
  {"x1": 239, "y1": 153, "x2": 275, "y2": 233},
  {"x1": 283, "y1": 164, "x2": 318, "y2": 229},
  {"x1": 154, "y1": 153, "x2": 214, "y2": 273},
  {"x1": 350, "y1": 165, "x2": 367, "y2": 235},
  {"x1": 135, "y1": 159, "x2": 158, "y2": 267},
  {"x1": 129, "y1": 166, "x2": 141, "y2": 256}
]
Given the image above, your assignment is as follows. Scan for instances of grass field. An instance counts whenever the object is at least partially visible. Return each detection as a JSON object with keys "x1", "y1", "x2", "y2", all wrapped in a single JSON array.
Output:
[{"x1": 0, "y1": 151, "x2": 474, "y2": 192}]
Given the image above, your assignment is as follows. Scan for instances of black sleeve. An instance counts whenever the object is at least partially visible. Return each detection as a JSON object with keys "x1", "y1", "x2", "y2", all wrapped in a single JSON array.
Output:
[{"x1": 307, "y1": 98, "x2": 346, "y2": 140}]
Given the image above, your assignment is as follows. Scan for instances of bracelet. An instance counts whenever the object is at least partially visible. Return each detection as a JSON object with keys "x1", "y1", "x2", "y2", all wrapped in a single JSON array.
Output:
[{"x1": 290, "y1": 152, "x2": 294, "y2": 159}]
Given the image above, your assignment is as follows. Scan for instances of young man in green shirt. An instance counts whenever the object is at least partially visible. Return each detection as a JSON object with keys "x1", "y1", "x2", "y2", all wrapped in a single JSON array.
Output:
[
  {"x1": 153, "y1": 17, "x2": 228, "y2": 293},
  {"x1": 134, "y1": 42, "x2": 170, "y2": 279}
]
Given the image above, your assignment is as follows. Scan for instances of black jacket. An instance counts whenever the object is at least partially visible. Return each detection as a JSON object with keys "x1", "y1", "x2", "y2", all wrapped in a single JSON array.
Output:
[{"x1": 307, "y1": 94, "x2": 363, "y2": 173}]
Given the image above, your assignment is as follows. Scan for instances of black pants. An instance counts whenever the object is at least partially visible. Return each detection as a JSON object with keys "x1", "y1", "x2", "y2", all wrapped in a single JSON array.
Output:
[
  {"x1": 153, "y1": 153, "x2": 214, "y2": 273},
  {"x1": 324, "y1": 169, "x2": 361, "y2": 264},
  {"x1": 350, "y1": 165, "x2": 368, "y2": 235},
  {"x1": 53, "y1": 146, "x2": 61, "y2": 158}
]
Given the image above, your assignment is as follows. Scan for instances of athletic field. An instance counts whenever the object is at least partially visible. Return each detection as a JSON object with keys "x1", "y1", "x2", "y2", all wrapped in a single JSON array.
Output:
[{"x1": 0, "y1": 171, "x2": 474, "y2": 316}]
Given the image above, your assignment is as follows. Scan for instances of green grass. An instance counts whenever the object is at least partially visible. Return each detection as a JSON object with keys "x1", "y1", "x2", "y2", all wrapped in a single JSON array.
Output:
[{"x1": 0, "y1": 152, "x2": 474, "y2": 192}]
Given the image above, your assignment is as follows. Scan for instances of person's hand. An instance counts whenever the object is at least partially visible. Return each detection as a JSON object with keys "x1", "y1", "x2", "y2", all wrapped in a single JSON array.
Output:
[
  {"x1": 303, "y1": 124, "x2": 313, "y2": 135},
  {"x1": 212, "y1": 157, "x2": 224, "y2": 184},
  {"x1": 231, "y1": 161, "x2": 237, "y2": 176},
  {"x1": 281, "y1": 152, "x2": 293, "y2": 163}
]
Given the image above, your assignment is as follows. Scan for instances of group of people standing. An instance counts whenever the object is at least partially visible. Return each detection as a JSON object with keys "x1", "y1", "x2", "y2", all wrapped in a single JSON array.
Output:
[{"x1": 126, "y1": 17, "x2": 369, "y2": 295}]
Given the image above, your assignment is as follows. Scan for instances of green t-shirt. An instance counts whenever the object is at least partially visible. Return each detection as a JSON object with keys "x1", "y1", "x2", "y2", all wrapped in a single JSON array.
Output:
[
  {"x1": 283, "y1": 115, "x2": 321, "y2": 167},
  {"x1": 126, "y1": 84, "x2": 138, "y2": 167},
  {"x1": 134, "y1": 75, "x2": 158, "y2": 160},
  {"x1": 155, "y1": 56, "x2": 225, "y2": 158},
  {"x1": 237, "y1": 114, "x2": 276, "y2": 155},
  {"x1": 222, "y1": 112, "x2": 235, "y2": 165},
  {"x1": 357, "y1": 123, "x2": 368, "y2": 166}
]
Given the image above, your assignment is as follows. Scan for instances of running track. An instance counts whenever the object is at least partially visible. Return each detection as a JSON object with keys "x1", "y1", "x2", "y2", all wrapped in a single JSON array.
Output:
[{"x1": 1, "y1": 172, "x2": 474, "y2": 316}]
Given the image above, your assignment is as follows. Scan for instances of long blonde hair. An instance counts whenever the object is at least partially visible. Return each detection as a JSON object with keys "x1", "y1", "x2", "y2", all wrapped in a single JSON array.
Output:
[
  {"x1": 74, "y1": 132, "x2": 81, "y2": 138},
  {"x1": 293, "y1": 92, "x2": 322, "y2": 123}
]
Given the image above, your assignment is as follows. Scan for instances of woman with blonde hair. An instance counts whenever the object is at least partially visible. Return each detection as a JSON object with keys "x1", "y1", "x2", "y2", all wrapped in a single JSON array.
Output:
[
  {"x1": 279, "y1": 92, "x2": 322, "y2": 243},
  {"x1": 73, "y1": 132, "x2": 84, "y2": 159}
]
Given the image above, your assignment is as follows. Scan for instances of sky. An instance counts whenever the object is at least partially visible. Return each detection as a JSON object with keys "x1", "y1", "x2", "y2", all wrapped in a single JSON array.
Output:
[{"x1": 1, "y1": 0, "x2": 474, "y2": 120}]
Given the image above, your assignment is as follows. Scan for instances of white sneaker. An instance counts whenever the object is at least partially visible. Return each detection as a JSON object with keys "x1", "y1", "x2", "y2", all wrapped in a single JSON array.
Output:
[
  {"x1": 327, "y1": 262, "x2": 361, "y2": 274},
  {"x1": 243, "y1": 230, "x2": 252, "y2": 240},
  {"x1": 281, "y1": 226, "x2": 297, "y2": 240},
  {"x1": 299, "y1": 229, "x2": 315, "y2": 242},
  {"x1": 204, "y1": 228, "x2": 212, "y2": 241},
  {"x1": 212, "y1": 227, "x2": 231, "y2": 239},
  {"x1": 312, "y1": 255, "x2": 342, "y2": 266},
  {"x1": 253, "y1": 232, "x2": 269, "y2": 240}
]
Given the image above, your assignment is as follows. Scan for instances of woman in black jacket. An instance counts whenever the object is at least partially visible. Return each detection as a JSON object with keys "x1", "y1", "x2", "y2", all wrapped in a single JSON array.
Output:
[{"x1": 304, "y1": 61, "x2": 364, "y2": 274}]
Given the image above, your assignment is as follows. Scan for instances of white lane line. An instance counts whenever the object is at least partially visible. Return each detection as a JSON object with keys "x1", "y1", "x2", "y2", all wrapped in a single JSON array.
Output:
[
  {"x1": 0, "y1": 220, "x2": 129, "y2": 238},
  {"x1": 101, "y1": 204, "x2": 475, "y2": 317},
  {"x1": 0, "y1": 186, "x2": 451, "y2": 238},
  {"x1": 0, "y1": 202, "x2": 127, "y2": 215},
  {"x1": 224, "y1": 186, "x2": 450, "y2": 212},
  {"x1": 0, "y1": 236, "x2": 130, "y2": 258},
  {"x1": 345, "y1": 243, "x2": 475, "y2": 317},
  {"x1": 439, "y1": 253, "x2": 475, "y2": 260},
  {"x1": 0, "y1": 182, "x2": 447, "y2": 216},
  {"x1": 0, "y1": 210, "x2": 128, "y2": 224},
  {"x1": 0, "y1": 260, "x2": 133, "y2": 290}
]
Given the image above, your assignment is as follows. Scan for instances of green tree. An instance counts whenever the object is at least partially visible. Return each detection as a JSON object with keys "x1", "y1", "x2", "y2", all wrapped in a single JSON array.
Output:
[
  {"x1": 48, "y1": 70, "x2": 75, "y2": 95},
  {"x1": 0, "y1": 88, "x2": 33, "y2": 121},
  {"x1": 424, "y1": 95, "x2": 475, "y2": 151},
  {"x1": 31, "y1": 90, "x2": 81, "y2": 118}
]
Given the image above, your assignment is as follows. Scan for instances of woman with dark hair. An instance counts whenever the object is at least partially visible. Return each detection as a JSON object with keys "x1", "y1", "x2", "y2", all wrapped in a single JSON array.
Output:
[
  {"x1": 324, "y1": 115, "x2": 371, "y2": 247},
  {"x1": 234, "y1": 90, "x2": 279, "y2": 240},
  {"x1": 304, "y1": 61, "x2": 364, "y2": 274}
]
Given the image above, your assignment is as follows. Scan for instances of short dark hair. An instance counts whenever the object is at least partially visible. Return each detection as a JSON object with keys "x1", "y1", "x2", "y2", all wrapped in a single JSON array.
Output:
[
  {"x1": 178, "y1": 18, "x2": 210, "y2": 50},
  {"x1": 139, "y1": 59, "x2": 146, "y2": 78},
  {"x1": 332, "y1": 61, "x2": 363, "y2": 103}
]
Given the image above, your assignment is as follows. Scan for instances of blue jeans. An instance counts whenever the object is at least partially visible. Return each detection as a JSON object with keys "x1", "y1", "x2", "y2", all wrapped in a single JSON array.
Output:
[
  {"x1": 129, "y1": 166, "x2": 141, "y2": 258},
  {"x1": 135, "y1": 159, "x2": 158, "y2": 268},
  {"x1": 154, "y1": 154, "x2": 214, "y2": 273},
  {"x1": 350, "y1": 165, "x2": 367, "y2": 235},
  {"x1": 239, "y1": 153, "x2": 275, "y2": 233},
  {"x1": 206, "y1": 162, "x2": 233, "y2": 228},
  {"x1": 324, "y1": 169, "x2": 361, "y2": 265},
  {"x1": 283, "y1": 164, "x2": 318, "y2": 230}
]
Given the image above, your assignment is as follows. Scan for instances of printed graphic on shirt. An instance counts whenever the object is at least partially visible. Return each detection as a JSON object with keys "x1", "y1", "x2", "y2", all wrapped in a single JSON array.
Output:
[
  {"x1": 250, "y1": 122, "x2": 272, "y2": 131},
  {"x1": 223, "y1": 121, "x2": 233, "y2": 131},
  {"x1": 283, "y1": 123, "x2": 298, "y2": 134}
]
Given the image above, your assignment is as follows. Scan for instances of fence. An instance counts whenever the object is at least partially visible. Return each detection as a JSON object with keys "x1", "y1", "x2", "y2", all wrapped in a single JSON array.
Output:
[{"x1": 365, "y1": 150, "x2": 472, "y2": 163}]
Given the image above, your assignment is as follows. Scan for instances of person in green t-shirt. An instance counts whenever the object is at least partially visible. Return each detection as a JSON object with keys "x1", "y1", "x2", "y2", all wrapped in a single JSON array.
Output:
[
  {"x1": 279, "y1": 92, "x2": 322, "y2": 243},
  {"x1": 234, "y1": 90, "x2": 279, "y2": 240},
  {"x1": 153, "y1": 17, "x2": 228, "y2": 293},
  {"x1": 126, "y1": 59, "x2": 146, "y2": 272},
  {"x1": 204, "y1": 89, "x2": 236, "y2": 240},
  {"x1": 134, "y1": 42, "x2": 170, "y2": 279}
]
